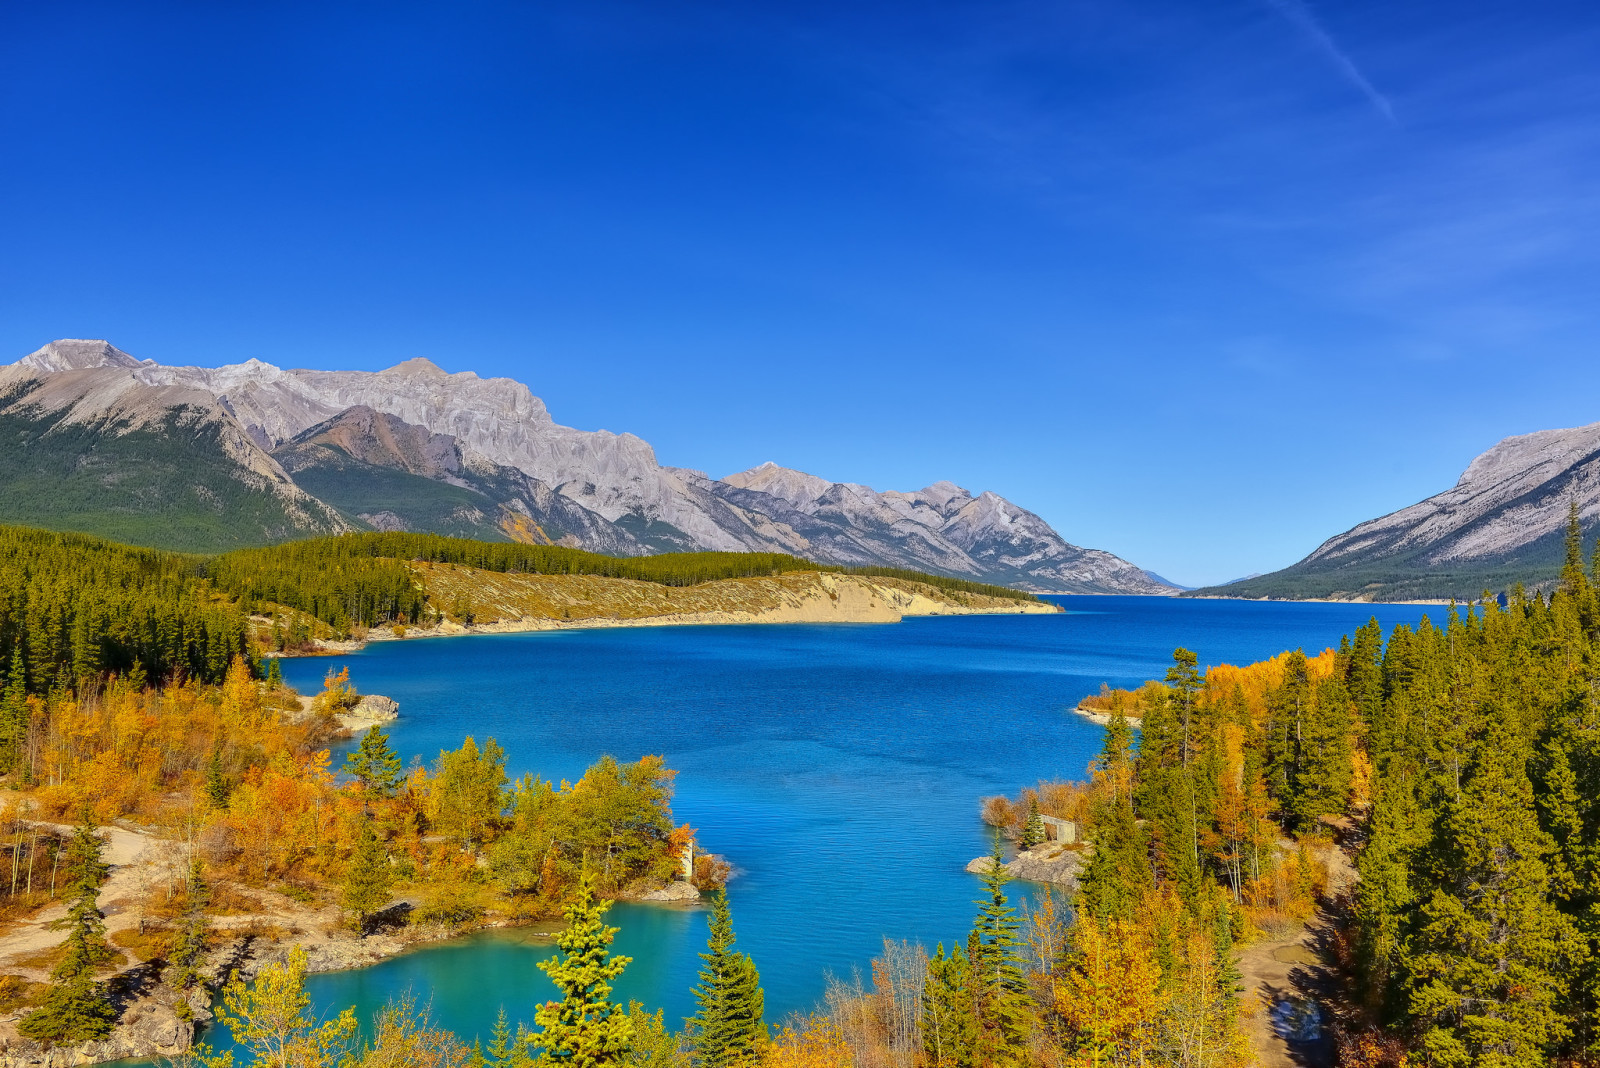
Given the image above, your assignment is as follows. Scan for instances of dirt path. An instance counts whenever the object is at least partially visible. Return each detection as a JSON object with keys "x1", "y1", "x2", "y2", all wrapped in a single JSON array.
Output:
[
  {"x1": 0, "y1": 824, "x2": 180, "y2": 982},
  {"x1": 1237, "y1": 836, "x2": 1358, "y2": 1067}
]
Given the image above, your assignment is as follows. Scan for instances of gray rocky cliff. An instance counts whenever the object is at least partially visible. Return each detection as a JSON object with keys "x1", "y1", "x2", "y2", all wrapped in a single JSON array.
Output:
[{"x1": 4, "y1": 340, "x2": 1172, "y2": 592}]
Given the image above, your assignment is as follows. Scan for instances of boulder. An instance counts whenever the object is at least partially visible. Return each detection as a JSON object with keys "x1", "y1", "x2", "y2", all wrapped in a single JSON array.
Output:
[
  {"x1": 966, "y1": 844, "x2": 1086, "y2": 888},
  {"x1": 639, "y1": 881, "x2": 701, "y2": 903},
  {"x1": 352, "y1": 695, "x2": 399, "y2": 722}
]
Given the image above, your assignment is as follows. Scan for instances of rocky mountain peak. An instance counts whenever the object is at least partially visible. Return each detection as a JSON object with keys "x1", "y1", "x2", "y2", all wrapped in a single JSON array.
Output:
[
  {"x1": 1, "y1": 338, "x2": 1174, "y2": 594},
  {"x1": 384, "y1": 357, "x2": 449, "y2": 377},
  {"x1": 722, "y1": 462, "x2": 834, "y2": 510},
  {"x1": 20, "y1": 339, "x2": 145, "y2": 373}
]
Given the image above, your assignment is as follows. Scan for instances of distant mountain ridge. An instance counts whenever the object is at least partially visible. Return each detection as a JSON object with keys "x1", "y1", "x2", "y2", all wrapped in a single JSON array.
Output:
[
  {"x1": 0, "y1": 339, "x2": 1175, "y2": 593},
  {"x1": 1200, "y1": 422, "x2": 1600, "y2": 601}
]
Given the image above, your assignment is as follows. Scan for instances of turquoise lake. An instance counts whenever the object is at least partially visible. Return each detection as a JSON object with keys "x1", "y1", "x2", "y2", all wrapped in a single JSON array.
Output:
[{"x1": 160, "y1": 595, "x2": 1445, "y2": 1057}]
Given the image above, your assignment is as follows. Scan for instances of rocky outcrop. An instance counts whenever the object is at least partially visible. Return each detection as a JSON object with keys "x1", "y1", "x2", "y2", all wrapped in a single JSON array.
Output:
[
  {"x1": 1199, "y1": 420, "x2": 1600, "y2": 601},
  {"x1": 638, "y1": 882, "x2": 701, "y2": 903},
  {"x1": 967, "y1": 844, "x2": 1086, "y2": 887}
]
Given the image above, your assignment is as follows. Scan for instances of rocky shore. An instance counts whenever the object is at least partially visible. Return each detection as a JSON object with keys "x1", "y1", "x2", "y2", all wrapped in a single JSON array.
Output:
[
  {"x1": 0, "y1": 821, "x2": 705, "y2": 1068},
  {"x1": 967, "y1": 843, "x2": 1088, "y2": 888},
  {"x1": 1072, "y1": 705, "x2": 1142, "y2": 727}
]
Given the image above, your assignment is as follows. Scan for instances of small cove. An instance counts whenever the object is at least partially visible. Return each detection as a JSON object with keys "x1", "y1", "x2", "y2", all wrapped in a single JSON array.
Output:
[{"x1": 126, "y1": 595, "x2": 1443, "y2": 1062}]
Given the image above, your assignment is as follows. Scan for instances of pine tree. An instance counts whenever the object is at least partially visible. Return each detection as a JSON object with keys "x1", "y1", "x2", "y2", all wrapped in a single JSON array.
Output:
[
  {"x1": 1410, "y1": 719, "x2": 1578, "y2": 1065},
  {"x1": 169, "y1": 856, "x2": 212, "y2": 1020},
  {"x1": 1018, "y1": 798, "x2": 1045, "y2": 851},
  {"x1": 968, "y1": 842, "x2": 1030, "y2": 1068},
  {"x1": 0, "y1": 652, "x2": 28, "y2": 774},
  {"x1": 1291, "y1": 676, "x2": 1354, "y2": 830},
  {"x1": 690, "y1": 889, "x2": 765, "y2": 1068},
  {"x1": 341, "y1": 822, "x2": 395, "y2": 932},
  {"x1": 345, "y1": 724, "x2": 404, "y2": 798},
  {"x1": 205, "y1": 747, "x2": 230, "y2": 810},
  {"x1": 18, "y1": 820, "x2": 116, "y2": 1045},
  {"x1": 533, "y1": 869, "x2": 634, "y2": 1068},
  {"x1": 921, "y1": 944, "x2": 977, "y2": 1068},
  {"x1": 1165, "y1": 648, "x2": 1202, "y2": 768},
  {"x1": 482, "y1": 1006, "x2": 534, "y2": 1068},
  {"x1": 265, "y1": 656, "x2": 284, "y2": 689},
  {"x1": 1078, "y1": 792, "x2": 1148, "y2": 922}
]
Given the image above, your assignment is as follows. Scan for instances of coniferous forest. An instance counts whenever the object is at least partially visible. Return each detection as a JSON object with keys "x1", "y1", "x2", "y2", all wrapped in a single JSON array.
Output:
[{"x1": 7, "y1": 512, "x2": 1600, "y2": 1067}]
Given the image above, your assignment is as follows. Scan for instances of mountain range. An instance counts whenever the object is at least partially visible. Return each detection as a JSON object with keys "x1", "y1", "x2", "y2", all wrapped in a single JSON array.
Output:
[
  {"x1": 1201, "y1": 421, "x2": 1600, "y2": 601},
  {"x1": 0, "y1": 339, "x2": 1175, "y2": 594}
]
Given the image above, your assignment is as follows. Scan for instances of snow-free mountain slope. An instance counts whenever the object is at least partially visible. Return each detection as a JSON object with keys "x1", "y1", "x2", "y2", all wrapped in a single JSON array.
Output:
[
  {"x1": 0, "y1": 344, "x2": 348, "y2": 551},
  {"x1": 1202, "y1": 421, "x2": 1600, "y2": 601},
  {"x1": 272, "y1": 406, "x2": 646, "y2": 552},
  {"x1": 0, "y1": 340, "x2": 1174, "y2": 593},
  {"x1": 719, "y1": 462, "x2": 1176, "y2": 595}
]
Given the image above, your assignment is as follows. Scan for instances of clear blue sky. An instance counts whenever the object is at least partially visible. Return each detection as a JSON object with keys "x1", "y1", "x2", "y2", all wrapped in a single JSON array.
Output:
[{"x1": 3, "y1": 1, "x2": 1598, "y2": 586}]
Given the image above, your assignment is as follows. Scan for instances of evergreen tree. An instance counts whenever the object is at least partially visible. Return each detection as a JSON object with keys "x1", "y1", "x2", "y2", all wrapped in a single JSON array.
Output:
[
  {"x1": 921, "y1": 944, "x2": 977, "y2": 1068},
  {"x1": 690, "y1": 889, "x2": 765, "y2": 1068},
  {"x1": 0, "y1": 651, "x2": 28, "y2": 773},
  {"x1": 482, "y1": 1007, "x2": 534, "y2": 1068},
  {"x1": 1291, "y1": 676, "x2": 1354, "y2": 830},
  {"x1": 205, "y1": 747, "x2": 230, "y2": 810},
  {"x1": 1164, "y1": 647, "x2": 1202, "y2": 767},
  {"x1": 1018, "y1": 798, "x2": 1045, "y2": 851},
  {"x1": 1410, "y1": 720, "x2": 1578, "y2": 1065},
  {"x1": 18, "y1": 820, "x2": 116, "y2": 1045},
  {"x1": 341, "y1": 822, "x2": 395, "y2": 932},
  {"x1": 1078, "y1": 791, "x2": 1149, "y2": 921},
  {"x1": 169, "y1": 856, "x2": 212, "y2": 1021},
  {"x1": 345, "y1": 725, "x2": 404, "y2": 798},
  {"x1": 1264, "y1": 650, "x2": 1311, "y2": 819},
  {"x1": 265, "y1": 656, "x2": 283, "y2": 689},
  {"x1": 533, "y1": 869, "x2": 634, "y2": 1068},
  {"x1": 967, "y1": 842, "x2": 1030, "y2": 1068}
]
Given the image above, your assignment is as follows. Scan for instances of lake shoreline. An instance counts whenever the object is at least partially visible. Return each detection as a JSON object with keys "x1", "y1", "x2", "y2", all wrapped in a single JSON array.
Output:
[
  {"x1": 269, "y1": 570, "x2": 1062, "y2": 658},
  {"x1": 0, "y1": 847, "x2": 706, "y2": 1068}
]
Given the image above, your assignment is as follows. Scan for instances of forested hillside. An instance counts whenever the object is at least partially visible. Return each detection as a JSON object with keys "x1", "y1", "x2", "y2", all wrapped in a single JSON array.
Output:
[
  {"x1": 1051, "y1": 510, "x2": 1600, "y2": 1065},
  {"x1": 0, "y1": 525, "x2": 1037, "y2": 712}
]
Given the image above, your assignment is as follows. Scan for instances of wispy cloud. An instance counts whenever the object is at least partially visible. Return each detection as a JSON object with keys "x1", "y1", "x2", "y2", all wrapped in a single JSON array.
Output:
[{"x1": 1264, "y1": 0, "x2": 1396, "y2": 123}]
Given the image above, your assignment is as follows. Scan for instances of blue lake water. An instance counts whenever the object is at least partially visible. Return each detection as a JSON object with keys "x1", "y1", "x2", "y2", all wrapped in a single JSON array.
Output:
[{"x1": 173, "y1": 595, "x2": 1442, "y2": 1056}]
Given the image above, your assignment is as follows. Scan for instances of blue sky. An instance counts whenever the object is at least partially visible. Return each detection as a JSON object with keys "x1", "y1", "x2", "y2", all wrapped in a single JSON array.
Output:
[{"x1": 3, "y1": 1, "x2": 1598, "y2": 586}]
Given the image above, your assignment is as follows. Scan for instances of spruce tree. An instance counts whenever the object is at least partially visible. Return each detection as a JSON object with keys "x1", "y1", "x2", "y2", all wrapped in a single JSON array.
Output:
[
  {"x1": 690, "y1": 889, "x2": 765, "y2": 1068},
  {"x1": 19, "y1": 820, "x2": 115, "y2": 1045},
  {"x1": 1018, "y1": 798, "x2": 1045, "y2": 851},
  {"x1": 169, "y1": 856, "x2": 212, "y2": 1020},
  {"x1": 1164, "y1": 647, "x2": 1202, "y2": 767},
  {"x1": 968, "y1": 842, "x2": 1030, "y2": 1068},
  {"x1": 1291, "y1": 676, "x2": 1354, "y2": 830},
  {"x1": 265, "y1": 656, "x2": 283, "y2": 689},
  {"x1": 533, "y1": 869, "x2": 634, "y2": 1068},
  {"x1": 0, "y1": 652, "x2": 28, "y2": 774},
  {"x1": 205, "y1": 748, "x2": 230, "y2": 810},
  {"x1": 483, "y1": 1006, "x2": 534, "y2": 1068},
  {"x1": 1078, "y1": 791, "x2": 1148, "y2": 921},
  {"x1": 921, "y1": 944, "x2": 977, "y2": 1068},
  {"x1": 345, "y1": 724, "x2": 404, "y2": 798},
  {"x1": 341, "y1": 822, "x2": 394, "y2": 932},
  {"x1": 1410, "y1": 719, "x2": 1577, "y2": 1065}
]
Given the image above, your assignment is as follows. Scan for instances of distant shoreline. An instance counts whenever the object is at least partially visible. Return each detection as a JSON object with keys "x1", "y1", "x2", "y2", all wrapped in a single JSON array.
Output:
[
  {"x1": 272, "y1": 570, "x2": 1061, "y2": 658},
  {"x1": 1072, "y1": 705, "x2": 1143, "y2": 727}
]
